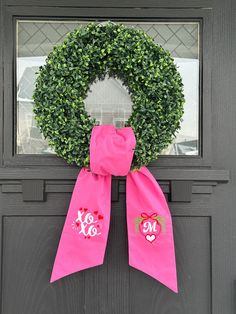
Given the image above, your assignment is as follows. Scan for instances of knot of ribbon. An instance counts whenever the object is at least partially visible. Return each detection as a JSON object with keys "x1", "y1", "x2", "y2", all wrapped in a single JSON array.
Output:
[
  {"x1": 50, "y1": 125, "x2": 177, "y2": 292},
  {"x1": 141, "y1": 213, "x2": 158, "y2": 220}
]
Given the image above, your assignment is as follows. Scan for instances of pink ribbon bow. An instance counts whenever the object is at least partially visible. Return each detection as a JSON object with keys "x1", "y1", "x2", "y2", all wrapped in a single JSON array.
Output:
[{"x1": 50, "y1": 125, "x2": 178, "y2": 292}]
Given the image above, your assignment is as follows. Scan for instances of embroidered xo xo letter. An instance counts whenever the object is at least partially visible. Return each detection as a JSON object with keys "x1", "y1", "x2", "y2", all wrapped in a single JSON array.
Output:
[
  {"x1": 72, "y1": 208, "x2": 103, "y2": 239},
  {"x1": 134, "y1": 212, "x2": 165, "y2": 243}
]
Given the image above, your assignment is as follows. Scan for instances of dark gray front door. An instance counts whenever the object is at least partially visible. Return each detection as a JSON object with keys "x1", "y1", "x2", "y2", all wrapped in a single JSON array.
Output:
[{"x1": 0, "y1": 0, "x2": 234, "y2": 313}]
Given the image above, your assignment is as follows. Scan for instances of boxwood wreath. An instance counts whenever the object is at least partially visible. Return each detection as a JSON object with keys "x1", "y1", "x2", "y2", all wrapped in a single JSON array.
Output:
[{"x1": 33, "y1": 22, "x2": 185, "y2": 169}]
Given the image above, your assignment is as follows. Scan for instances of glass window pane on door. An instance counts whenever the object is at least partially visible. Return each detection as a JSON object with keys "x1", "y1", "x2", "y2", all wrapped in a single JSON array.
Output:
[{"x1": 16, "y1": 20, "x2": 199, "y2": 156}]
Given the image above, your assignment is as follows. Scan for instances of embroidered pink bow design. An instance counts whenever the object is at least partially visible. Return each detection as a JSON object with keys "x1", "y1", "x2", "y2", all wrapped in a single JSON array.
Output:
[
  {"x1": 141, "y1": 213, "x2": 157, "y2": 219},
  {"x1": 50, "y1": 125, "x2": 178, "y2": 293}
]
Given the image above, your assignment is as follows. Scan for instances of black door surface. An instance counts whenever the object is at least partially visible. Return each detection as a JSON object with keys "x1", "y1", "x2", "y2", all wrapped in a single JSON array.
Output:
[{"x1": 0, "y1": 0, "x2": 235, "y2": 313}]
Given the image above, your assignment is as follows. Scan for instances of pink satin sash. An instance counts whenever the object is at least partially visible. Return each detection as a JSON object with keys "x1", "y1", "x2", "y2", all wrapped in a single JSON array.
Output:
[{"x1": 50, "y1": 125, "x2": 177, "y2": 292}]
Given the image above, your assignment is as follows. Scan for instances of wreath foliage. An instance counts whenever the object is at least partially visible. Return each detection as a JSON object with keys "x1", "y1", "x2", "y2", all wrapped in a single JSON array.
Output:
[{"x1": 33, "y1": 22, "x2": 185, "y2": 168}]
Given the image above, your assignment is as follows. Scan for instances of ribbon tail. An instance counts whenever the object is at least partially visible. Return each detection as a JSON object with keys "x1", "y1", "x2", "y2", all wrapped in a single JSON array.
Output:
[
  {"x1": 50, "y1": 168, "x2": 111, "y2": 283},
  {"x1": 127, "y1": 166, "x2": 178, "y2": 293}
]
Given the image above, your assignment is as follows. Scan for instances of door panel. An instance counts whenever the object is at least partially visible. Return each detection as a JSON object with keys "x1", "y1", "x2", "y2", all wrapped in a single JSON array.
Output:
[
  {"x1": 2, "y1": 216, "x2": 85, "y2": 314},
  {"x1": 2, "y1": 210, "x2": 211, "y2": 314},
  {"x1": 118, "y1": 216, "x2": 211, "y2": 314}
]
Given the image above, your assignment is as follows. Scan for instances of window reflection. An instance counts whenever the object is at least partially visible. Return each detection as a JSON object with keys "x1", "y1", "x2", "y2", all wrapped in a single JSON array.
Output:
[
  {"x1": 84, "y1": 77, "x2": 132, "y2": 128},
  {"x1": 16, "y1": 21, "x2": 199, "y2": 156}
]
